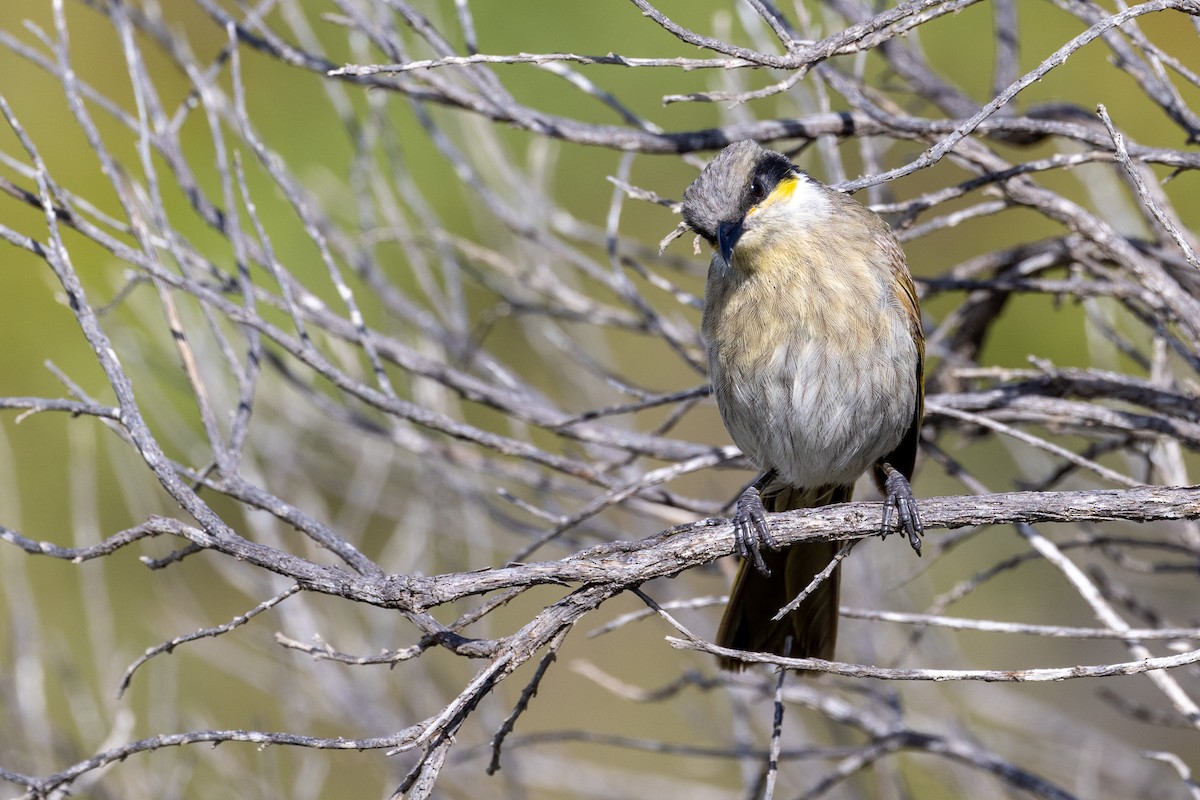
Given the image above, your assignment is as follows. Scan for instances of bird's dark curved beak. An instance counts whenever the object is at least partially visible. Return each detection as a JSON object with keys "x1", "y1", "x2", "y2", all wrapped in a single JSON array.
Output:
[{"x1": 716, "y1": 219, "x2": 744, "y2": 267}]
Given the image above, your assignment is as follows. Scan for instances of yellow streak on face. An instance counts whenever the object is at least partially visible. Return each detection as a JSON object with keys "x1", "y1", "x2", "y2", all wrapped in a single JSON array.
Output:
[{"x1": 746, "y1": 175, "x2": 798, "y2": 218}]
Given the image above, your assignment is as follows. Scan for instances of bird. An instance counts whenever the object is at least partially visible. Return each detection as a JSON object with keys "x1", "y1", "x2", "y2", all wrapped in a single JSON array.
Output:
[{"x1": 679, "y1": 140, "x2": 925, "y2": 670}]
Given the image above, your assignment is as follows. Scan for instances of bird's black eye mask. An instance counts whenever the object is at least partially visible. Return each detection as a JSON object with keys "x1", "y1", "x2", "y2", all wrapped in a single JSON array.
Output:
[
  {"x1": 680, "y1": 145, "x2": 797, "y2": 245},
  {"x1": 711, "y1": 151, "x2": 797, "y2": 266},
  {"x1": 742, "y1": 151, "x2": 795, "y2": 216},
  {"x1": 675, "y1": 141, "x2": 801, "y2": 263}
]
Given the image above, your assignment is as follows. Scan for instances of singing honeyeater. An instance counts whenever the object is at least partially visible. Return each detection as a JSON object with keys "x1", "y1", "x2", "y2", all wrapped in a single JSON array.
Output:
[{"x1": 681, "y1": 141, "x2": 924, "y2": 669}]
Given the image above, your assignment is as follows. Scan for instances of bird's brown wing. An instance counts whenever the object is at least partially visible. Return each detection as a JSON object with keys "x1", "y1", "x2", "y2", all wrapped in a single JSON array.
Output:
[{"x1": 881, "y1": 240, "x2": 924, "y2": 482}]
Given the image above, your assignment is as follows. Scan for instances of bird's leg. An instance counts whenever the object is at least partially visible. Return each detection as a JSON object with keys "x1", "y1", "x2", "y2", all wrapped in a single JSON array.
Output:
[
  {"x1": 733, "y1": 472, "x2": 779, "y2": 575},
  {"x1": 878, "y1": 462, "x2": 923, "y2": 557}
]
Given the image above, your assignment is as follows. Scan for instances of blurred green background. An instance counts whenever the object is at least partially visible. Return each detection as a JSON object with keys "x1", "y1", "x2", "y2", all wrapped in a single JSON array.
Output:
[{"x1": 1, "y1": 1, "x2": 1198, "y2": 797}]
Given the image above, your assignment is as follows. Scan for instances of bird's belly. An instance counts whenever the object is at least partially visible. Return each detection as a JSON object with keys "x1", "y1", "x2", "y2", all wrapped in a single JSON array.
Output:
[{"x1": 715, "y1": 329, "x2": 918, "y2": 488}]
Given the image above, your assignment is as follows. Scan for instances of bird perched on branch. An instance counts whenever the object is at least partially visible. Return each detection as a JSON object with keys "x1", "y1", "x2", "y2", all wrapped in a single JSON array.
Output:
[{"x1": 680, "y1": 141, "x2": 925, "y2": 669}]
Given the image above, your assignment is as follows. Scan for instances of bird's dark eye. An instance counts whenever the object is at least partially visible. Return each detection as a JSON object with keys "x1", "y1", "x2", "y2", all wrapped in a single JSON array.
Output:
[{"x1": 749, "y1": 176, "x2": 767, "y2": 202}]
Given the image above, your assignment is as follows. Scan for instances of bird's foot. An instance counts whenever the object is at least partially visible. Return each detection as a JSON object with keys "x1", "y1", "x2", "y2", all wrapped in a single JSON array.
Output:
[
  {"x1": 880, "y1": 463, "x2": 923, "y2": 557},
  {"x1": 733, "y1": 485, "x2": 779, "y2": 575}
]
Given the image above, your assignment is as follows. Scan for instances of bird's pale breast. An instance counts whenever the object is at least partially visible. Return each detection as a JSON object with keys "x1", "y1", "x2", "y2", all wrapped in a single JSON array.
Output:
[{"x1": 703, "y1": 245, "x2": 918, "y2": 488}]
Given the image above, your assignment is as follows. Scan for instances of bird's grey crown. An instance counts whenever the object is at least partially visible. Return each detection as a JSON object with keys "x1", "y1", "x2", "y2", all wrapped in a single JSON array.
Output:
[{"x1": 680, "y1": 141, "x2": 795, "y2": 243}]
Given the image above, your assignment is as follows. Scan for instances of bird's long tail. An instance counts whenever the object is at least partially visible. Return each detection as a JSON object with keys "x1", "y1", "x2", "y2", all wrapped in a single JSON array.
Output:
[{"x1": 715, "y1": 482, "x2": 851, "y2": 670}]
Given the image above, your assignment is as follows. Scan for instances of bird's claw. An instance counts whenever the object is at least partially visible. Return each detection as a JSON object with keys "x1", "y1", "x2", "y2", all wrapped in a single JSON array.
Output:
[
  {"x1": 880, "y1": 464, "x2": 923, "y2": 557},
  {"x1": 734, "y1": 486, "x2": 778, "y2": 575}
]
